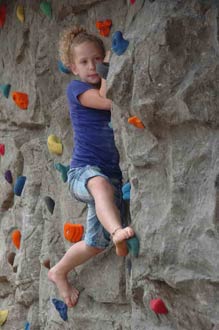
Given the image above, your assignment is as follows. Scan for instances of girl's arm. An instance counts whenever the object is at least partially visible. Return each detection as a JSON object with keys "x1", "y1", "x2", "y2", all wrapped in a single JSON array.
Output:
[{"x1": 78, "y1": 51, "x2": 112, "y2": 111}]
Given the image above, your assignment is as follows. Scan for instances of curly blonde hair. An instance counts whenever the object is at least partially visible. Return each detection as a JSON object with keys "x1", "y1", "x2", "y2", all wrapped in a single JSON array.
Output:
[{"x1": 59, "y1": 26, "x2": 106, "y2": 68}]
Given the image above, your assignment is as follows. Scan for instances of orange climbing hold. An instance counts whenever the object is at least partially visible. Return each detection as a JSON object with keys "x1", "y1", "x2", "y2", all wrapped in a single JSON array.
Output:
[
  {"x1": 64, "y1": 223, "x2": 84, "y2": 243},
  {"x1": 128, "y1": 116, "x2": 145, "y2": 128},
  {"x1": 12, "y1": 91, "x2": 29, "y2": 110},
  {"x1": 0, "y1": 4, "x2": 6, "y2": 28},
  {"x1": 96, "y1": 19, "x2": 112, "y2": 37},
  {"x1": 11, "y1": 230, "x2": 21, "y2": 249}
]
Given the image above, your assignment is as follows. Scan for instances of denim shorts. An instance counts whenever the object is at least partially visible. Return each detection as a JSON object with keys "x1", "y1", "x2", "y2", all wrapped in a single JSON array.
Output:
[{"x1": 67, "y1": 165, "x2": 124, "y2": 249}]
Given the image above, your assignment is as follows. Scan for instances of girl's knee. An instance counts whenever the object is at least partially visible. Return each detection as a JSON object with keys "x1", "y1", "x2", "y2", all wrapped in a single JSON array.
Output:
[{"x1": 87, "y1": 176, "x2": 113, "y2": 194}]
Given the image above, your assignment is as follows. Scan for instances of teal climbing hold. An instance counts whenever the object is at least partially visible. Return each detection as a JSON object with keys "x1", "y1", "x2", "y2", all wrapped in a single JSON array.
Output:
[
  {"x1": 58, "y1": 60, "x2": 71, "y2": 74},
  {"x1": 40, "y1": 1, "x2": 52, "y2": 18},
  {"x1": 112, "y1": 31, "x2": 129, "y2": 56},
  {"x1": 127, "y1": 236, "x2": 139, "y2": 257},
  {"x1": 108, "y1": 121, "x2": 113, "y2": 129},
  {"x1": 0, "y1": 84, "x2": 11, "y2": 98},
  {"x1": 122, "y1": 182, "x2": 131, "y2": 200},
  {"x1": 52, "y1": 298, "x2": 68, "y2": 321},
  {"x1": 54, "y1": 163, "x2": 70, "y2": 183},
  {"x1": 44, "y1": 196, "x2": 55, "y2": 214},
  {"x1": 24, "y1": 321, "x2": 30, "y2": 330}
]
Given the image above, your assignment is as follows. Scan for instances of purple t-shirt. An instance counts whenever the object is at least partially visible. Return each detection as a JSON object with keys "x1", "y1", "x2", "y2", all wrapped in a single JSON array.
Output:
[{"x1": 66, "y1": 80, "x2": 122, "y2": 179}]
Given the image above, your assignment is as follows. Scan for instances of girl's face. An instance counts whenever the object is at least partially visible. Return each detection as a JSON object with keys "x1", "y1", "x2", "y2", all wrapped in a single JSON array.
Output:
[{"x1": 70, "y1": 41, "x2": 104, "y2": 85}]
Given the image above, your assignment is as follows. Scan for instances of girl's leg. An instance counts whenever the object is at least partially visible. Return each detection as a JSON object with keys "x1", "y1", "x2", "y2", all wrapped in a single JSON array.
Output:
[
  {"x1": 48, "y1": 240, "x2": 103, "y2": 307},
  {"x1": 87, "y1": 176, "x2": 135, "y2": 256}
]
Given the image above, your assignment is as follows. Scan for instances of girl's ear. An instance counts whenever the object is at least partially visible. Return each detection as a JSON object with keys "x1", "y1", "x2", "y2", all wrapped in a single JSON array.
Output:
[{"x1": 70, "y1": 63, "x2": 78, "y2": 75}]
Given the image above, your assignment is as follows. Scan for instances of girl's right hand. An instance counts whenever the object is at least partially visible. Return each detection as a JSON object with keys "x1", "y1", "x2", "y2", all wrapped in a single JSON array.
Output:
[{"x1": 104, "y1": 50, "x2": 111, "y2": 63}]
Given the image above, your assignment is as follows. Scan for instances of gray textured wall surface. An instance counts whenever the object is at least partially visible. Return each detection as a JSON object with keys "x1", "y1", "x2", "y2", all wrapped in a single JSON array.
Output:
[{"x1": 1, "y1": 0, "x2": 219, "y2": 329}]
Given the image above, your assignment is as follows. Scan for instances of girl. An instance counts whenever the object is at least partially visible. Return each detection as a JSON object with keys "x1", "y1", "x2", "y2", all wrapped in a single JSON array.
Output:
[{"x1": 48, "y1": 26, "x2": 135, "y2": 308}]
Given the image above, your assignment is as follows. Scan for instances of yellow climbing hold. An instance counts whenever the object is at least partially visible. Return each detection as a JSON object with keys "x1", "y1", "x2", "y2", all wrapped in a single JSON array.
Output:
[
  {"x1": 47, "y1": 134, "x2": 63, "y2": 155},
  {"x1": 16, "y1": 5, "x2": 25, "y2": 23},
  {"x1": 0, "y1": 310, "x2": 9, "y2": 326}
]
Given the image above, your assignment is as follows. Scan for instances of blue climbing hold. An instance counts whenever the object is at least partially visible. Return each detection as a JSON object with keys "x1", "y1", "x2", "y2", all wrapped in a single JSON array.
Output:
[
  {"x1": 122, "y1": 182, "x2": 131, "y2": 200},
  {"x1": 24, "y1": 321, "x2": 30, "y2": 330},
  {"x1": 127, "y1": 236, "x2": 140, "y2": 257},
  {"x1": 57, "y1": 60, "x2": 71, "y2": 74},
  {"x1": 54, "y1": 163, "x2": 70, "y2": 183},
  {"x1": 4, "y1": 170, "x2": 13, "y2": 184},
  {"x1": 52, "y1": 298, "x2": 68, "y2": 321},
  {"x1": 0, "y1": 84, "x2": 11, "y2": 98},
  {"x1": 14, "y1": 176, "x2": 26, "y2": 196},
  {"x1": 111, "y1": 31, "x2": 129, "y2": 56}
]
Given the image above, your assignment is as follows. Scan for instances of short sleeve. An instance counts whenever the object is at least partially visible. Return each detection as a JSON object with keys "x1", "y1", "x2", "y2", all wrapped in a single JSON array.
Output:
[{"x1": 66, "y1": 80, "x2": 93, "y2": 105}]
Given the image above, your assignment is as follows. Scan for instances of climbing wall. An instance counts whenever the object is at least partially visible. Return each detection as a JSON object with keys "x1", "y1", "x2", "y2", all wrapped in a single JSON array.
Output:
[{"x1": 1, "y1": 0, "x2": 219, "y2": 329}]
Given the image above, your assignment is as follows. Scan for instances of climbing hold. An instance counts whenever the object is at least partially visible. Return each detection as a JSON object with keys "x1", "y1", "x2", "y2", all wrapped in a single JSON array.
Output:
[
  {"x1": 64, "y1": 223, "x2": 84, "y2": 243},
  {"x1": 122, "y1": 182, "x2": 131, "y2": 200},
  {"x1": 130, "y1": 0, "x2": 136, "y2": 3},
  {"x1": 126, "y1": 258, "x2": 132, "y2": 276},
  {"x1": 54, "y1": 163, "x2": 70, "y2": 183},
  {"x1": 128, "y1": 116, "x2": 145, "y2": 128},
  {"x1": 14, "y1": 176, "x2": 26, "y2": 196},
  {"x1": 0, "y1": 143, "x2": 5, "y2": 155},
  {"x1": 57, "y1": 60, "x2": 71, "y2": 74},
  {"x1": 7, "y1": 251, "x2": 16, "y2": 266},
  {"x1": 24, "y1": 322, "x2": 30, "y2": 330},
  {"x1": 0, "y1": 310, "x2": 9, "y2": 326},
  {"x1": 0, "y1": 84, "x2": 11, "y2": 98},
  {"x1": 52, "y1": 298, "x2": 68, "y2": 321},
  {"x1": 12, "y1": 91, "x2": 29, "y2": 110},
  {"x1": 11, "y1": 229, "x2": 21, "y2": 249},
  {"x1": 127, "y1": 236, "x2": 139, "y2": 257},
  {"x1": 111, "y1": 31, "x2": 129, "y2": 56},
  {"x1": 96, "y1": 19, "x2": 112, "y2": 37},
  {"x1": 4, "y1": 170, "x2": 13, "y2": 184},
  {"x1": 40, "y1": 1, "x2": 52, "y2": 19},
  {"x1": 96, "y1": 62, "x2": 109, "y2": 80},
  {"x1": 44, "y1": 196, "x2": 55, "y2": 214},
  {"x1": 0, "y1": 4, "x2": 6, "y2": 28},
  {"x1": 108, "y1": 121, "x2": 113, "y2": 129},
  {"x1": 149, "y1": 298, "x2": 168, "y2": 314},
  {"x1": 47, "y1": 134, "x2": 63, "y2": 155},
  {"x1": 16, "y1": 5, "x2": 25, "y2": 23},
  {"x1": 42, "y1": 258, "x2": 50, "y2": 269}
]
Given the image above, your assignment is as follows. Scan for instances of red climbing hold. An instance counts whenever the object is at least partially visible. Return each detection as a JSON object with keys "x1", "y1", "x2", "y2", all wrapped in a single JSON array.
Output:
[
  {"x1": 11, "y1": 230, "x2": 21, "y2": 249},
  {"x1": 0, "y1": 144, "x2": 5, "y2": 156},
  {"x1": 12, "y1": 91, "x2": 29, "y2": 110},
  {"x1": 149, "y1": 298, "x2": 168, "y2": 314},
  {"x1": 96, "y1": 19, "x2": 112, "y2": 37},
  {"x1": 0, "y1": 4, "x2": 6, "y2": 28},
  {"x1": 130, "y1": 0, "x2": 136, "y2": 4}
]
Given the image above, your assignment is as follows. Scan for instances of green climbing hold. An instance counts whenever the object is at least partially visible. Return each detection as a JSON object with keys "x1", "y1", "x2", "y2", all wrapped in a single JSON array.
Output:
[
  {"x1": 40, "y1": 1, "x2": 52, "y2": 18},
  {"x1": 54, "y1": 163, "x2": 70, "y2": 183},
  {"x1": 127, "y1": 236, "x2": 139, "y2": 257},
  {"x1": 0, "y1": 84, "x2": 11, "y2": 98}
]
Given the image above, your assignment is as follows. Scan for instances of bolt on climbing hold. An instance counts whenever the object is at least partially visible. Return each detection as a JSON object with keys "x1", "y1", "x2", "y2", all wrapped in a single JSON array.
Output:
[
  {"x1": 130, "y1": 0, "x2": 136, "y2": 4},
  {"x1": 0, "y1": 4, "x2": 6, "y2": 28},
  {"x1": 128, "y1": 116, "x2": 145, "y2": 128},
  {"x1": 64, "y1": 223, "x2": 84, "y2": 243},
  {"x1": 44, "y1": 196, "x2": 55, "y2": 214},
  {"x1": 127, "y1": 236, "x2": 140, "y2": 257},
  {"x1": 0, "y1": 310, "x2": 9, "y2": 326},
  {"x1": 108, "y1": 121, "x2": 113, "y2": 129},
  {"x1": 96, "y1": 62, "x2": 109, "y2": 80},
  {"x1": 57, "y1": 60, "x2": 71, "y2": 74},
  {"x1": 12, "y1": 91, "x2": 29, "y2": 110},
  {"x1": 111, "y1": 31, "x2": 129, "y2": 56},
  {"x1": 4, "y1": 170, "x2": 13, "y2": 184},
  {"x1": 54, "y1": 163, "x2": 70, "y2": 183},
  {"x1": 14, "y1": 176, "x2": 26, "y2": 196},
  {"x1": 149, "y1": 298, "x2": 168, "y2": 314},
  {"x1": 47, "y1": 134, "x2": 63, "y2": 155},
  {"x1": 24, "y1": 321, "x2": 30, "y2": 330},
  {"x1": 40, "y1": 1, "x2": 52, "y2": 19},
  {"x1": 42, "y1": 258, "x2": 51, "y2": 269},
  {"x1": 11, "y1": 229, "x2": 21, "y2": 249},
  {"x1": 52, "y1": 298, "x2": 68, "y2": 321},
  {"x1": 96, "y1": 19, "x2": 112, "y2": 37},
  {"x1": 0, "y1": 84, "x2": 11, "y2": 98},
  {"x1": 122, "y1": 182, "x2": 131, "y2": 200},
  {"x1": 7, "y1": 251, "x2": 16, "y2": 266},
  {"x1": 0, "y1": 143, "x2": 5, "y2": 155},
  {"x1": 16, "y1": 5, "x2": 25, "y2": 23}
]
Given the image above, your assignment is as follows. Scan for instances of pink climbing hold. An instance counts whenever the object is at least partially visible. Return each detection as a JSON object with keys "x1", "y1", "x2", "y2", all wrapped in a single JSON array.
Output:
[
  {"x1": 130, "y1": 0, "x2": 136, "y2": 4},
  {"x1": 149, "y1": 298, "x2": 168, "y2": 314},
  {"x1": 0, "y1": 144, "x2": 5, "y2": 156}
]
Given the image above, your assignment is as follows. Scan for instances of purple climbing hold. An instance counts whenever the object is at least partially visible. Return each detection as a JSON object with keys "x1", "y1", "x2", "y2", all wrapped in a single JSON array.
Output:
[
  {"x1": 111, "y1": 31, "x2": 129, "y2": 56},
  {"x1": 52, "y1": 298, "x2": 68, "y2": 321},
  {"x1": 4, "y1": 170, "x2": 13, "y2": 184},
  {"x1": 14, "y1": 176, "x2": 26, "y2": 196}
]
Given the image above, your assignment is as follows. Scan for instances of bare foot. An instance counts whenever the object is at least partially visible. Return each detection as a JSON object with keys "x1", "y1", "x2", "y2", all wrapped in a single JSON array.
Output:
[
  {"x1": 112, "y1": 227, "x2": 135, "y2": 257},
  {"x1": 48, "y1": 268, "x2": 79, "y2": 308}
]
